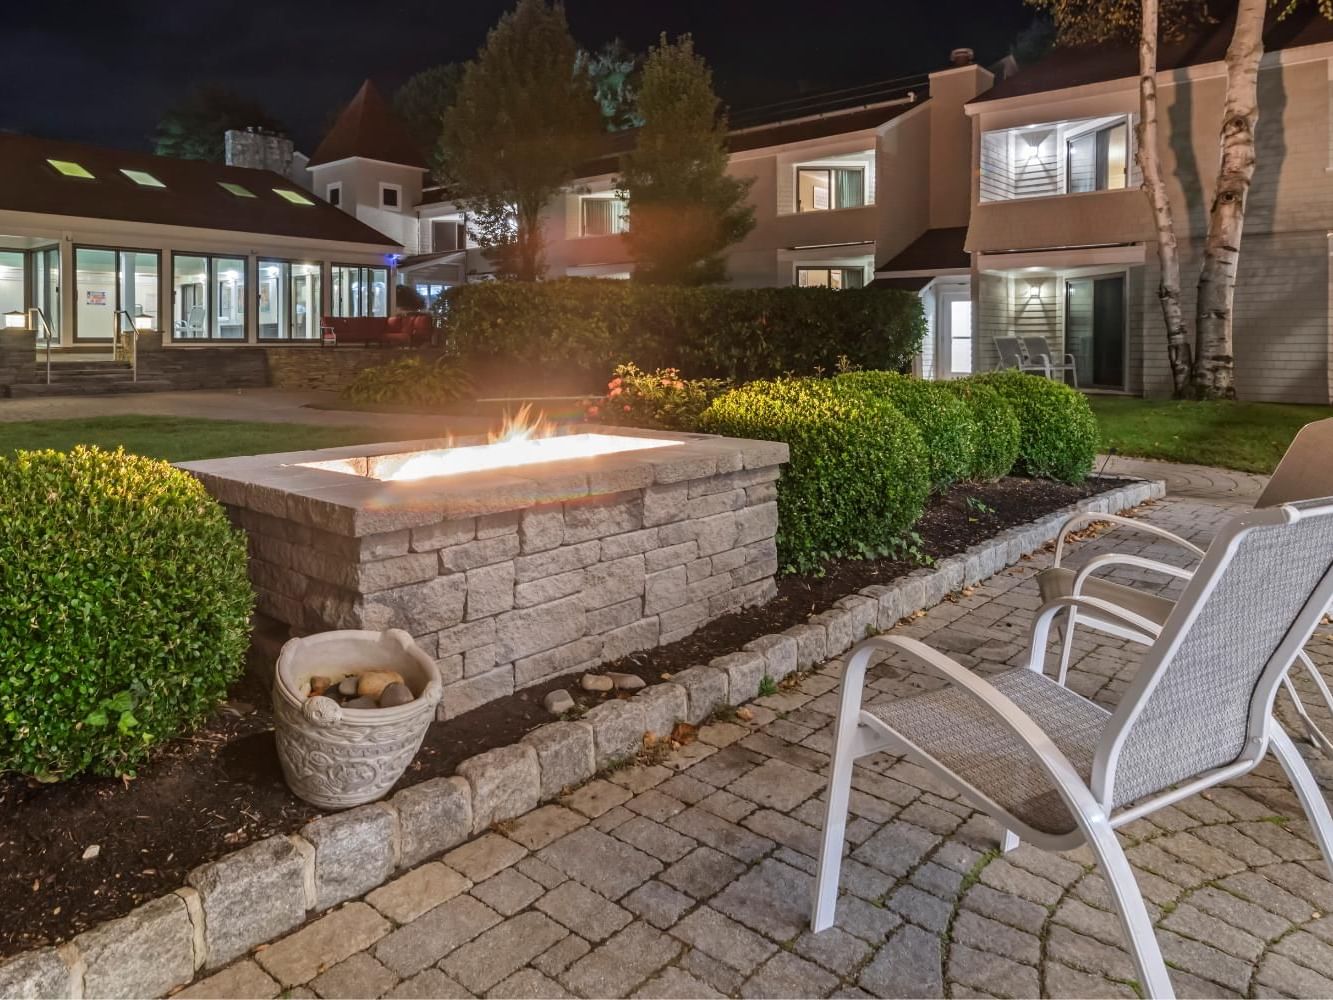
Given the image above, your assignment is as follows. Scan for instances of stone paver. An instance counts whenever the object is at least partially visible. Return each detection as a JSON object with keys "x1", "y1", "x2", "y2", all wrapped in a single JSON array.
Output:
[{"x1": 169, "y1": 495, "x2": 1333, "y2": 999}]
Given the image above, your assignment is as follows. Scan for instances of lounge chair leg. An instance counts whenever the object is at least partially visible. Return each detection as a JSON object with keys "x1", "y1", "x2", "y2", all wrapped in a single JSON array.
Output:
[
  {"x1": 1056, "y1": 609, "x2": 1079, "y2": 686},
  {"x1": 812, "y1": 645, "x2": 873, "y2": 932},
  {"x1": 1291, "y1": 651, "x2": 1333, "y2": 756},
  {"x1": 1081, "y1": 816, "x2": 1174, "y2": 999},
  {"x1": 1269, "y1": 727, "x2": 1333, "y2": 880},
  {"x1": 1001, "y1": 829, "x2": 1020, "y2": 854}
]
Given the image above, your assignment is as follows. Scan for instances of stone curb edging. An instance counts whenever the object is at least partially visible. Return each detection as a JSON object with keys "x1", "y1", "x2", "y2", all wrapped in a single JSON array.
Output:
[{"x1": 0, "y1": 477, "x2": 1165, "y2": 999}]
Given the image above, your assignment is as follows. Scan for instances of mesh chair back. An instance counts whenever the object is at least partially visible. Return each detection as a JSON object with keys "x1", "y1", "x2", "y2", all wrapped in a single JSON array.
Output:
[
  {"x1": 994, "y1": 337, "x2": 1025, "y2": 368},
  {"x1": 1021, "y1": 336, "x2": 1054, "y2": 360},
  {"x1": 1101, "y1": 501, "x2": 1333, "y2": 807},
  {"x1": 1258, "y1": 418, "x2": 1333, "y2": 508}
]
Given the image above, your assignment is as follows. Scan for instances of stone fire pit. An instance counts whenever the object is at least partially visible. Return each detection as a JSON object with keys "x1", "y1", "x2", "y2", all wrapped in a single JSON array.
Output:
[{"x1": 182, "y1": 426, "x2": 787, "y2": 719}]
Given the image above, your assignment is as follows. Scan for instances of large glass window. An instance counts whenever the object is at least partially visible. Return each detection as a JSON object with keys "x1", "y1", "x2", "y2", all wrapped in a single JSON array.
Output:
[
  {"x1": 258, "y1": 260, "x2": 322, "y2": 340},
  {"x1": 0, "y1": 252, "x2": 24, "y2": 320},
  {"x1": 797, "y1": 266, "x2": 865, "y2": 289},
  {"x1": 796, "y1": 167, "x2": 865, "y2": 213},
  {"x1": 331, "y1": 265, "x2": 388, "y2": 318},
  {"x1": 580, "y1": 198, "x2": 628, "y2": 236},
  {"x1": 172, "y1": 254, "x2": 246, "y2": 340},
  {"x1": 1066, "y1": 122, "x2": 1128, "y2": 194},
  {"x1": 74, "y1": 247, "x2": 160, "y2": 341}
]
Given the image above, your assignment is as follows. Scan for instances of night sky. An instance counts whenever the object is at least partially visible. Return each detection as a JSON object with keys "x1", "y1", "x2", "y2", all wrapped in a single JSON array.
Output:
[{"x1": 4, "y1": 0, "x2": 1034, "y2": 154}]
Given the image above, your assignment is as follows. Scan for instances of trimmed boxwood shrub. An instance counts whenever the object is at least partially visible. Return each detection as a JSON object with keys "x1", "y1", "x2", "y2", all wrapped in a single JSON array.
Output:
[
  {"x1": 437, "y1": 279, "x2": 925, "y2": 390},
  {"x1": 700, "y1": 378, "x2": 929, "y2": 574},
  {"x1": 836, "y1": 371, "x2": 976, "y2": 491},
  {"x1": 943, "y1": 378, "x2": 1021, "y2": 480},
  {"x1": 0, "y1": 447, "x2": 253, "y2": 779},
  {"x1": 975, "y1": 370, "x2": 1099, "y2": 482},
  {"x1": 342, "y1": 355, "x2": 474, "y2": 407}
]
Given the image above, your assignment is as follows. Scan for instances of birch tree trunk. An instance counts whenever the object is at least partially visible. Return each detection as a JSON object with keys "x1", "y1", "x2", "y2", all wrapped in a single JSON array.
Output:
[
  {"x1": 1136, "y1": 0, "x2": 1192, "y2": 396},
  {"x1": 1194, "y1": 0, "x2": 1266, "y2": 398}
]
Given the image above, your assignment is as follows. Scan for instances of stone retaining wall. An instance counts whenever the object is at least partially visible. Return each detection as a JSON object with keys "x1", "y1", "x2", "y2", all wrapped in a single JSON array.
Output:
[
  {"x1": 263, "y1": 346, "x2": 441, "y2": 392},
  {"x1": 135, "y1": 332, "x2": 268, "y2": 390},
  {"x1": 0, "y1": 330, "x2": 36, "y2": 388},
  {"x1": 184, "y1": 431, "x2": 789, "y2": 720},
  {"x1": 0, "y1": 477, "x2": 1165, "y2": 999}
]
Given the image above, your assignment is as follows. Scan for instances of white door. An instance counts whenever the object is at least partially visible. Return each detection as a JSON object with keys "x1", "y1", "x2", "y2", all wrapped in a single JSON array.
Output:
[{"x1": 938, "y1": 286, "x2": 973, "y2": 378}]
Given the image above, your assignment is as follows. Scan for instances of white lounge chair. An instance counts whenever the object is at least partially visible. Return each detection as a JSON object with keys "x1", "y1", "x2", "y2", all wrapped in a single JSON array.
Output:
[
  {"x1": 812, "y1": 499, "x2": 1333, "y2": 999},
  {"x1": 993, "y1": 335, "x2": 1044, "y2": 374},
  {"x1": 1038, "y1": 417, "x2": 1333, "y2": 754},
  {"x1": 1021, "y1": 335, "x2": 1080, "y2": 387}
]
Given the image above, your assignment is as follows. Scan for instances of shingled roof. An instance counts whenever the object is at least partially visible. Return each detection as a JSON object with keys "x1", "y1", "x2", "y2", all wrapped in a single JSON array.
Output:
[
  {"x1": 309, "y1": 80, "x2": 428, "y2": 169},
  {"x1": 0, "y1": 134, "x2": 399, "y2": 247},
  {"x1": 973, "y1": 5, "x2": 1333, "y2": 104}
]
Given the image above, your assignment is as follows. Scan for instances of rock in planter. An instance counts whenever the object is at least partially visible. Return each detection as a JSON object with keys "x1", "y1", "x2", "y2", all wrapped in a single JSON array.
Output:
[
  {"x1": 608, "y1": 671, "x2": 646, "y2": 691},
  {"x1": 543, "y1": 689, "x2": 576, "y2": 716},
  {"x1": 273, "y1": 630, "x2": 442, "y2": 810},
  {"x1": 581, "y1": 673, "x2": 614, "y2": 693}
]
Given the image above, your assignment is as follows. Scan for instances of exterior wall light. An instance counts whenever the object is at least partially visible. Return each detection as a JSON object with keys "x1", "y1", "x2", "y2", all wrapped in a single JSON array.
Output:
[
  {"x1": 4, "y1": 310, "x2": 25, "y2": 329},
  {"x1": 134, "y1": 311, "x2": 154, "y2": 330}
]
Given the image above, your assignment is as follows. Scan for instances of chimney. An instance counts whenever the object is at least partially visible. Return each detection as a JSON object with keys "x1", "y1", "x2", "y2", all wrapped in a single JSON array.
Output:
[
  {"x1": 949, "y1": 47, "x2": 975, "y2": 67},
  {"x1": 225, "y1": 127, "x2": 296, "y2": 176}
]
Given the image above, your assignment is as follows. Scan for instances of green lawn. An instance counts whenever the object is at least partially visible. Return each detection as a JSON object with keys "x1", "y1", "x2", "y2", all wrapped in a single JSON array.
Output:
[
  {"x1": 0, "y1": 416, "x2": 391, "y2": 463},
  {"x1": 1089, "y1": 397, "x2": 1333, "y2": 474}
]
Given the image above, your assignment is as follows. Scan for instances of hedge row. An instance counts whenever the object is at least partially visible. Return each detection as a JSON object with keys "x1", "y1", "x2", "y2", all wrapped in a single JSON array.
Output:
[
  {"x1": 437, "y1": 279, "x2": 926, "y2": 389},
  {"x1": 698, "y1": 371, "x2": 1098, "y2": 573}
]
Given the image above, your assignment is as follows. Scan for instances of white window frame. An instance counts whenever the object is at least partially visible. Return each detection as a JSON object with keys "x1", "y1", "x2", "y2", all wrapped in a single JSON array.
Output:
[
  {"x1": 794, "y1": 165, "x2": 869, "y2": 214},
  {"x1": 794, "y1": 264, "x2": 867, "y2": 289},
  {"x1": 326, "y1": 182, "x2": 342, "y2": 208},
  {"x1": 579, "y1": 195, "x2": 629, "y2": 237},
  {"x1": 379, "y1": 182, "x2": 403, "y2": 210}
]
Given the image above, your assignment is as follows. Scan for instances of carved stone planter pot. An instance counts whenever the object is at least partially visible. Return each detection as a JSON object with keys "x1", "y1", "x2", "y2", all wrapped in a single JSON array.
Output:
[{"x1": 273, "y1": 629, "x2": 442, "y2": 810}]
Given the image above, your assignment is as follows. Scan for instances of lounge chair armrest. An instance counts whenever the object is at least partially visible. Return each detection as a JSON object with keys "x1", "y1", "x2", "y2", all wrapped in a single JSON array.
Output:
[
  {"x1": 1028, "y1": 595, "x2": 1163, "y2": 675},
  {"x1": 1051, "y1": 511, "x2": 1206, "y2": 567},
  {"x1": 843, "y1": 636, "x2": 1105, "y2": 822},
  {"x1": 1072, "y1": 553, "x2": 1194, "y2": 597}
]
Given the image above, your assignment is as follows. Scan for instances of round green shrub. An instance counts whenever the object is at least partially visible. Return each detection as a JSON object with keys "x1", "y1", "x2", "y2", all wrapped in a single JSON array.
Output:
[
  {"x1": 0, "y1": 447, "x2": 254, "y2": 780},
  {"x1": 943, "y1": 378, "x2": 1021, "y2": 480},
  {"x1": 836, "y1": 371, "x2": 976, "y2": 490},
  {"x1": 975, "y1": 370, "x2": 1099, "y2": 482},
  {"x1": 700, "y1": 377, "x2": 930, "y2": 574},
  {"x1": 342, "y1": 355, "x2": 473, "y2": 408}
]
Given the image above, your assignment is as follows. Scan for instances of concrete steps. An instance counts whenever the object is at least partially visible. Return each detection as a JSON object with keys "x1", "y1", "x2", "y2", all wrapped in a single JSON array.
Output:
[{"x1": 8, "y1": 362, "x2": 171, "y2": 397}]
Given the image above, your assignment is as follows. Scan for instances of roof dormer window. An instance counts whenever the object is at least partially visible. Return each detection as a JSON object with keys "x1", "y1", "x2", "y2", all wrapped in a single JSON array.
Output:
[
  {"x1": 274, "y1": 188, "x2": 315, "y2": 206},
  {"x1": 48, "y1": 159, "x2": 94, "y2": 179},
  {"x1": 121, "y1": 168, "x2": 165, "y2": 188}
]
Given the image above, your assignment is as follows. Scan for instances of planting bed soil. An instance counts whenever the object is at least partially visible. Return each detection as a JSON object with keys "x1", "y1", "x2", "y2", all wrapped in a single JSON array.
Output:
[{"x1": 0, "y1": 474, "x2": 1128, "y2": 957}]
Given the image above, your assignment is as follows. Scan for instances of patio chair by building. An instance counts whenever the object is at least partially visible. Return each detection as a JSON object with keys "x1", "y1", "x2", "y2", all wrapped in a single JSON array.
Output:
[
  {"x1": 992, "y1": 335, "x2": 1043, "y2": 374},
  {"x1": 1037, "y1": 417, "x2": 1333, "y2": 754},
  {"x1": 1020, "y1": 335, "x2": 1079, "y2": 387},
  {"x1": 811, "y1": 500, "x2": 1333, "y2": 999}
]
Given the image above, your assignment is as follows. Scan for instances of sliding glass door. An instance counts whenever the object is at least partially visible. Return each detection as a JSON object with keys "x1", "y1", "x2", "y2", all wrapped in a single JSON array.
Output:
[{"x1": 1065, "y1": 275, "x2": 1126, "y2": 389}]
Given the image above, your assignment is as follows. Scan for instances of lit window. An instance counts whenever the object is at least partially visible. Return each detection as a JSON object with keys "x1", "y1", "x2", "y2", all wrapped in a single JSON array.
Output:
[
  {"x1": 581, "y1": 198, "x2": 628, "y2": 236},
  {"x1": 48, "y1": 159, "x2": 94, "y2": 179},
  {"x1": 121, "y1": 168, "x2": 165, "y2": 188},
  {"x1": 797, "y1": 267, "x2": 865, "y2": 290},
  {"x1": 218, "y1": 182, "x2": 256, "y2": 198},
  {"x1": 274, "y1": 188, "x2": 315, "y2": 206},
  {"x1": 796, "y1": 167, "x2": 865, "y2": 212}
]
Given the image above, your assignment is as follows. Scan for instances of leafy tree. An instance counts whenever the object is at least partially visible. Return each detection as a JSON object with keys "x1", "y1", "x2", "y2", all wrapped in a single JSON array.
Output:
[
  {"x1": 577, "y1": 39, "x2": 644, "y2": 131},
  {"x1": 153, "y1": 85, "x2": 285, "y2": 163},
  {"x1": 619, "y1": 34, "x2": 755, "y2": 285},
  {"x1": 441, "y1": 0, "x2": 601, "y2": 280},
  {"x1": 1026, "y1": 0, "x2": 1329, "y2": 398},
  {"x1": 393, "y1": 63, "x2": 463, "y2": 181}
]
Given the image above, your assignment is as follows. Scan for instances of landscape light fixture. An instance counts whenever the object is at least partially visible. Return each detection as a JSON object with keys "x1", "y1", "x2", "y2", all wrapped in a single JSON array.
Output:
[{"x1": 3, "y1": 310, "x2": 25, "y2": 329}]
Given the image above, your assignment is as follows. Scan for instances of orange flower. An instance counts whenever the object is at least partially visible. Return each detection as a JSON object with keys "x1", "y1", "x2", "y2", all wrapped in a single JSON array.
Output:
[
  {"x1": 609, "y1": 386, "x2": 622, "y2": 397},
  {"x1": 587, "y1": 405, "x2": 599, "y2": 417},
  {"x1": 608, "y1": 377, "x2": 623, "y2": 389},
  {"x1": 623, "y1": 404, "x2": 631, "y2": 412}
]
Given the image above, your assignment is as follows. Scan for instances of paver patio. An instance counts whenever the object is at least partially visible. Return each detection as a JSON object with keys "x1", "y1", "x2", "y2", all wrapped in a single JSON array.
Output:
[{"x1": 177, "y1": 492, "x2": 1333, "y2": 1000}]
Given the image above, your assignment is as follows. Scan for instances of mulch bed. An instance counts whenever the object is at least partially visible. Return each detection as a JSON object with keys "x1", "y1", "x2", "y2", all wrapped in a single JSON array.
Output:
[{"x1": 0, "y1": 474, "x2": 1127, "y2": 958}]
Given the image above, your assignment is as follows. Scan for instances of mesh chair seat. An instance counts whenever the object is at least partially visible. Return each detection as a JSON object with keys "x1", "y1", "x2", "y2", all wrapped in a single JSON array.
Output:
[
  {"x1": 1037, "y1": 567, "x2": 1176, "y2": 628},
  {"x1": 865, "y1": 668, "x2": 1109, "y2": 835}
]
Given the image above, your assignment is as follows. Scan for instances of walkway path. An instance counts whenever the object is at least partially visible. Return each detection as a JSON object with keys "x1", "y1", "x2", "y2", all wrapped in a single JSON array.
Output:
[
  {"x1": 177, "y1": 495, "x2": 1333, "y2": 1000},
  {"x1": 1098, "y1": 454, "x2": 1268, "y2": 506},
  {"x1": 0, "y1": 388, "x2": 492, "y2": 436}
]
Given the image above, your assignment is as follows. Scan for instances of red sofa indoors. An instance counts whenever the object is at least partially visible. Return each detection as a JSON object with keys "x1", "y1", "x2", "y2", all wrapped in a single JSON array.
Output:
[{"x1": 320, "y1": 313, "x2": 433, "y2": 347}]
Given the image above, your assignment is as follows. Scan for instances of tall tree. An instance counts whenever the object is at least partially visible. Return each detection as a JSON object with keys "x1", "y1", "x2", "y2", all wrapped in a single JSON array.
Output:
[
  {"x1": 619, "y1": 34, "x2": 755, "y2": 285},
  {"x1": 441, "y1": 0, "x2": 601, "y2": 281},
  {"x1": 393, "y1": 64, "x2": 463, "y2": 181},
  {"x1": 577, "y1": 39, "x2": 644, "y2": 131},
  {"x1": 1024, "y1": 0, "x2": 1325, "y2": 398},
  {"x1": 153, "y1": 86, "x2": 286, "y2": 163}
]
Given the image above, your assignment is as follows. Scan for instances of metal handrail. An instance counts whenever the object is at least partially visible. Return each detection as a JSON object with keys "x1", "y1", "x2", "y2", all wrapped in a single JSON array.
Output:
[
  {"x1": 26, "y1": 307, "x2": 56, "y2": 385},
  {"x1": 112, "y1": 309, "x2": 139, "y2": 383}
]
